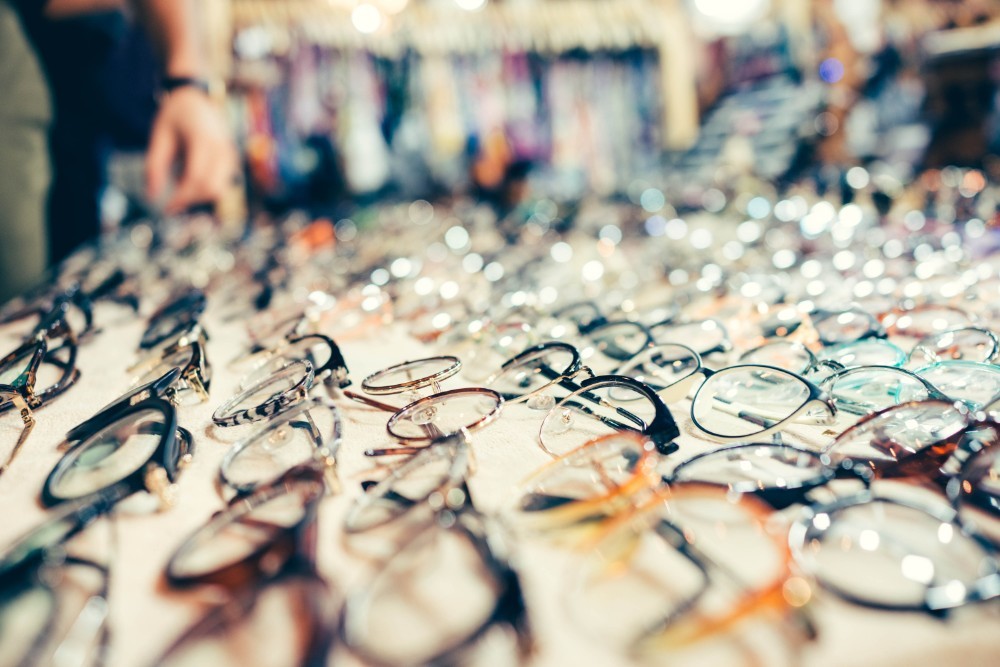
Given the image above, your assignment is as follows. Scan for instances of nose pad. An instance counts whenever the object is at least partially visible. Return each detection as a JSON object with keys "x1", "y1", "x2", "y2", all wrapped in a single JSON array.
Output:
[
  {"x1": 527, "y1": 393, "x2": 555, "y2": 411},
  {"x1": 265, "y1": 425, "x2": 292, "y2": 449},
  {"x1": 547, "y1": 408, "x2": 574, "y2": 435},
  {"x1": 412, "y1": 405, "x2": 438, "y2": 426}
]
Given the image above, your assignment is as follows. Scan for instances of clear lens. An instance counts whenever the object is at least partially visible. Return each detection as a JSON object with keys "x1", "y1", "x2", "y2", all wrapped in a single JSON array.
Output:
[
  {"x1": 343, "y1": 527, "x2": 502, "y2": 665},
  {"x1": 510, "y1": 433, "x2": 657, "y2": 531},
  {"x1": 819, "y1": 339, "x2": 905, "y2": 368},
  {"x1": 813, "y1": 309, "x2": 877, "y2": 344},
  {"x1": 240, "y1": 338, "x2": 334, "y2": 390},
  {"x1": 345, "y1": 443, "x2": 465, "y2": 533},
  {"x1": 916, "y1": 361, "x2": 1000, "y2": 409},
  {"x1": 887, "y1": 307, "x2": 973, "y2": 338},
  {"x1": 222, "y1": 401, "x2": 341, "y2": 493},
  {"x1": 739, "y1": 341, "x2": 814, "y2": 374},
  {"x1": 824, "y1": 367, "x2": 934, "y2": 415},
  {"x1": 363, "y1": 357, "x2": 461, "y2": 395},
  {"x1": 692, "y1": 367, "x2": 811, "y2": 439},
  {"x1": 614, "y1": 344, "x2": 701, "y2": 398},
  {"x1": 48, "y1": 408, "x2": 167, "y2": 501},
  {"x1": 540, "y1": 382, "x2": 657, "y2": 457},
  {"x1": 158, "y1": 576, "x2": 328, "y2": 667},
  {"x1": 581, "y1": 322, "x2": 652, "y2": 369},
  {"x1": 387, "y1": 389, "x2": 502, "y2": 442},
  {"x1": 910, "y1": 328, "x2": 999, "y2": 365},
  {"x1": 825, "y1": 400, "x2": 966, "y2": 465},
  {"x1": 651, "y1": 320, "x2": 728, "y2": 356},
  {"x1": 798, "y1": 499, "x2": 996, "y2": 609},
  {"x1": 169, "y1": 477, "x2": 323, "y2": 582},
  {"x1": 671, "y1": 444, "x2": 827, "y2": 495},
  {"x1": 133, "y1": 347, "x2": 194, "y2": 388},
  {"x1": 219, "y1": 361, "x2": 313, "y2": 420},
  {"x1": 488, "y1": 346, "x2": 577, "y2": 401}
]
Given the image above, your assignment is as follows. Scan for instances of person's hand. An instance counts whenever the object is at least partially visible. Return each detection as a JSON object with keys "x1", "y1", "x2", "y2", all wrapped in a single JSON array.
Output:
[{"x1": 146, "y1": 87, "x2": 238, "y2": 215}]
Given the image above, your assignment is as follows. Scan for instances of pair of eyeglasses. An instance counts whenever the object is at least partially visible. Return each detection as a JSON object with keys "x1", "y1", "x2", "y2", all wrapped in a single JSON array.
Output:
[
  {"x1": 140, "y1": 288, "x2": 206, "y2": 350},
  {"x1": 44, "y1": 388, "x2": 194, "y2": 509},
  {"x1": 650, "y1": 318, "x2": 732, "y2": 359},
  {"x1": 564, "y1": 483, "x2": 815, "y2": 660},
  {"x1": 789, "y1": 487, "x2": 1000, "y2": 614},
  {"x1": 687, "y1": 364, "x2": 837, "y2": 443},
  {"x1": 128, "y1": 327, "x2": 212, "y2": 405},
  {"x1": 0, "y1": 490, "x2": 122, "y2": 667},
  {"x1": 158, "y1": 466, "x2": 336, "y2": 667},
  {"x1": 231, "y1": 333, "x2": 351, "y2": 393},
  {"x1": 218, "y1": 397, "x2": 343, "y2": 497},
  {"x1": 908, "y1": 326, "x2": 1000, "y2": 366},
  {"x1": 340, "y1": 435, "x2": 535, "y2": 667},
  {"x1": 0, "y1": 305, "x2": 82, "y2": 475}
]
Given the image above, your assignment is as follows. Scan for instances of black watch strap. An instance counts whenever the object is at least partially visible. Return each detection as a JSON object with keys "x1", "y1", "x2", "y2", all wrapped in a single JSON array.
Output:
[{"x1": 160, "y1": 76, "x2": 212, "y2": 97}]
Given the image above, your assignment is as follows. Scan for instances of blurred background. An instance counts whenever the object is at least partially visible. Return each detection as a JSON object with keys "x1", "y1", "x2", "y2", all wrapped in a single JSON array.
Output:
[{"x1": 44, "y1": 0, "x2": 1000, "y2": 229}]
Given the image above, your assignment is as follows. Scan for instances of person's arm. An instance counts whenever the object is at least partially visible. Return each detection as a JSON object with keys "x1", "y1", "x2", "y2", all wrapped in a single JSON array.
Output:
[{"x1": 134, "y1": 0, "x2": 237, "y2": 214}]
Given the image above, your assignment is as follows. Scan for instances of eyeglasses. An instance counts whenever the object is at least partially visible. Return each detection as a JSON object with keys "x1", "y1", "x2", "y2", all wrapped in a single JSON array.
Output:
[
  {"x1": 505, "y1": 431, "x2": 663, "y2": 534},
  {"x1": 909, "y1": 327, "x2": 1000, "y2": 366},
  {"x1": 565, "y1": 484, "x2": 813, "y2": 659},
  {"x1": 213, "y1": 359, "x2": 315, "y2": 427},
  {"x1": 912, "y1": 360, "x2": 1000, "y2": 409},
  {"x1": 789, "y1": 489, "x2": 1000, "y2": 614},
  {"x1": 650, "y1": 318, "x2": 732, "y2": 359},
  {"x1": 385, "y1": 387, "x2": 504, "y2": 446},
  {"x1": 360, "y1": 355, "x2": 462, "y2": 406},
  {"x1": 233, "y1": 333, "x2": 350, "y2": 392},
  {"x1": 140, "y1": 288, "x2": 206, "y2": 350},
  {"x1": 159, "y1": 466, "x2": 335, "y2": 667},
  {"x1": 539, "y1": 374, "x2": 680, "y2": 457},
  {"x1": 817, "y1": 338, "x2": 907, "y2": 369},
  {"x1": 805, "y1": 306, "x2": 885, "y2": 346},
  {"x1": 219, "y1": 397, "x2": 342, "y2": 497},
  {"x1": 128, "y1": 336, "x2": 212, "y2": 405},
  {"x1": 485, "y1": 341, "x2": 592, "y2": 410},
  {"x1": 572, "y1": 320, "x2": 655, "y2": 374},
  {"x1": 0, "y1": 491, "x2": 120, "y2": 667},
  {"x1": 340, "y1": 440, "x2": 533, "y2": 666},
  {"x1": 0, "y1": 324, "x2": 81, "y2": 475},
  {"x1": 689, "y1": 364, "x2": 836, "y2": 442},
  {"x1": 882, "y1": 303, "x2": 976, "y2": 340},
  {"x1": 818, "y1": 365, "x2": 949, "y2": 417},
  {"x1": 43, "y1": 397, "x2": 194, "y2": 508}
]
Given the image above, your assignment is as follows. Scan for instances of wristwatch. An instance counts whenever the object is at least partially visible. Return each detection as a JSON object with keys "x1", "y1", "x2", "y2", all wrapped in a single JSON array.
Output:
[{"x1": 159, "y1": 76, "x2": 226, "y2": 102}]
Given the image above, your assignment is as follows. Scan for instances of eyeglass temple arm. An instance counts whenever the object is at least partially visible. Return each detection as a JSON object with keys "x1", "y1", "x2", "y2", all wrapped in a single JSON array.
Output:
[{"x1": 0, "y1": 391, "x2": 36, "y2": 477}]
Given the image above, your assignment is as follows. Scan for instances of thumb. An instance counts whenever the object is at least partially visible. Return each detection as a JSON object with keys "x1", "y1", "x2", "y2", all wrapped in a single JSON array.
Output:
[{"x1": 146, "y1": 121, "x2": 178, "y2": 205}]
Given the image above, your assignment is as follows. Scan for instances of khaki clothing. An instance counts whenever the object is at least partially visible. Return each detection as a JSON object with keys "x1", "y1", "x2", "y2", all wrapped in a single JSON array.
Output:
[{"x1": 0, "y1": 0, "x2": 51, "y2": 304}]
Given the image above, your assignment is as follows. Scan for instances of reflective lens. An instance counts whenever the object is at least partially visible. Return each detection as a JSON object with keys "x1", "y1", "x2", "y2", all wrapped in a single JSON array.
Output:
[
  {"x1": 824, "y1": 400, "x2": 967, "y2": 467},
  {"x1": 240, "y1": 337, "x2": 335, "y2": 390},
  {"x1": 362, "y1": 356, "x2": 461, "y2": 395},
  {"x1": 910, "y1": 328, "x2": 999, "y2": 365},
  {"x1": 670, "y1": 444, "x2": 828, "y2": 497},
  {"x1": 509, "y1": 432, "x2": 658, "y2": 532},
  {"x1": 819, "y1": 339, "x2": 905, "y2": 368},
  {"x1": 739, "y1": 341, "x2": 815, "y2": 374},
  {"x1": 651, "y1": 320, "x2": 728, "y2": 356},
  {"x1": 916, "y1": 361, "x2": 1000, "y2": 409},
  {"x1": 580, "y1": 321, "x2": 653, "y2": 370},
  {"x1": 795, "y1": 498, "x2": 998, "y2": 610},
  {"x1": 812, "y1": 309, "x2": 879, "y2": 345},
  {"x1": 614, "y1": 344, "x2": 702, "y2": 401},
  {"x1": 823, "y1": 367, "x2": 936, "y2": 415},
  {"x1": 691, "y1": 367, "x2": 813, "y2": 439}
]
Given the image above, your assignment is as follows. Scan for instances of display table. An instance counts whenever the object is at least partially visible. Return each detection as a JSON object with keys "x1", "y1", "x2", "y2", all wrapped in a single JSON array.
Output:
[{"x1": 1, "y1": 287, "x2": 998, "y2": 667}]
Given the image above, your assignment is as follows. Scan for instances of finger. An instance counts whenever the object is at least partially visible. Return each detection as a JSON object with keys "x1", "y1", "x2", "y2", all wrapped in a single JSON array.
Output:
[
  {"x1": 145, "y1": 121, "x2": 178, "y2": 204},
  {"x1": 164, "y1": 140, "x2": 217, "y2": 214}
]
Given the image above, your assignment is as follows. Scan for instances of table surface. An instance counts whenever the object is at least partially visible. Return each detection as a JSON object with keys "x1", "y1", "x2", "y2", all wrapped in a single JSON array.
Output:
[{"x1": 1, "y1": 299, "x2": 998, "y2": 667}]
